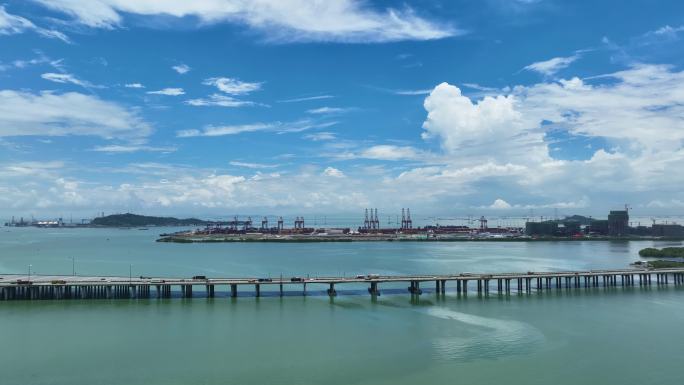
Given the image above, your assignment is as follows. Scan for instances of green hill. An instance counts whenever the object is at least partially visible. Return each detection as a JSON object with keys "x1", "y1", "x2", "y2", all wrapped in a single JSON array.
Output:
[{"x1": 91, "y1": 213, "x2": 209, "y2": 227}]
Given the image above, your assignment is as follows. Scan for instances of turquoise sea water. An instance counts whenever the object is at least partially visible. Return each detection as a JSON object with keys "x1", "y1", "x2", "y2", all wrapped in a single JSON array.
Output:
[{"x1": 1, "y1": 227, "x2": 683, "y2": 385}]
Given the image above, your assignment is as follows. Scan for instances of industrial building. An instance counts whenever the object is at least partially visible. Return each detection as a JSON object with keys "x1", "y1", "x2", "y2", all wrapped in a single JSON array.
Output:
[{"x1": 525, "y1": 208, "x2": 684, "y2": 238}]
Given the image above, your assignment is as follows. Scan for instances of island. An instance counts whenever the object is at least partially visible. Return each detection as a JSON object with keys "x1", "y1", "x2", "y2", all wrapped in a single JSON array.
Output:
[{"x1": 91, "y1": 213, "x2": 214, "y2": 227}]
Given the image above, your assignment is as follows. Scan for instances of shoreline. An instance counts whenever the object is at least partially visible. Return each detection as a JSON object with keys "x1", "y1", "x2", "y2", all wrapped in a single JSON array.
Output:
[{"x1": 156, "y1": 235, "x2": 684, "y2": 243}]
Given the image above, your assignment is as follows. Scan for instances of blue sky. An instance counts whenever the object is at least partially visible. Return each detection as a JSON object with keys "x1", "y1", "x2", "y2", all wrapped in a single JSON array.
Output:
[{"x1": 1, "y1": 0, "x2": 684, "y2": 219}]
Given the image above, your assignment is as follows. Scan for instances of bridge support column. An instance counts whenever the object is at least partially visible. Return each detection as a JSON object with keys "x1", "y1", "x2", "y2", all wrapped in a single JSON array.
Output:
[
  {"x1": 368, "y1": 281, "x2": 380, "y2": 296},
  {"x1": 327, "y1": 283, "x2": 337, "y2": 297},
  {"x1": 230, "y1": 284, "x2": 237, "y2": 298},
  {"x1": 441, "y1": 280, "x2": 446, "y2": 294},
  {"x1": 505, "y1": 279, "x2": 511, "y2": 294},
  {"x1": 456, "y1": 280, "x2": 461, "y2": 294},
  {"x1": 435, "y1": 280, "x2": 440, "y2": 294},
  {"x1": 408, "y1": 281, "x2": 422, "y2": 295},
  {"x1": 255, "y1": 284, "x2": 260, "y2": 298}
]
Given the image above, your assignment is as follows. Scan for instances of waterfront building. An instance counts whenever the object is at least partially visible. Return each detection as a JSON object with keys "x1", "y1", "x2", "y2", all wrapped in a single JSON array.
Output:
[{"x1": 608, "y1": 210, "x2": 629, "y2": 236}]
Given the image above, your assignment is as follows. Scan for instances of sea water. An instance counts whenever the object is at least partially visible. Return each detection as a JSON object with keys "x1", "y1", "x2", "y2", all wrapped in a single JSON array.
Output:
[{"x1": 1, "y1": 227, "x2": 683, "y2": 385}]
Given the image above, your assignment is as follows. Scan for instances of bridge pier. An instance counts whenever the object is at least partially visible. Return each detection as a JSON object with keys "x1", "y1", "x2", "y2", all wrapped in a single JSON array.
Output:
[
  {"x1": 230, "y1": 284, "x2": 237, "y2": 298},
  {"x1": 255, "y1": 284, "x2": 260, "y2": 297},
  {"x1": 327, "y1": 283, "x2": 337, "y2": 297},
  {"x1": 182, "y1": 285, "x2": 192, "y2": 298},
  {"x1": 440, "y1": 280, "x2": 446, "y2": 294},
  {"x1": 368, "y1": 281, "x2": 380, "y2": 296},
  {"x1": 409, "y1": 280, "x2": 422, "y2": 295}
]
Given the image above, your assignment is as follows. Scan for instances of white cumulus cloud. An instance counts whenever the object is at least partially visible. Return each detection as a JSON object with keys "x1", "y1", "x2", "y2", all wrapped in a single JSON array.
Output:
[
  {"x1": 204, "y1": 77, "x2": 262, "y2": 95},
  {"x1": 323, "y1": 167, "x2": 345, "y2": 177},
  {"x1": 489, "y1": 199, "x2": 512, "y2": 209},
  {"x1": 172, "y1": 63, "x2": 190, "y2": 74}
]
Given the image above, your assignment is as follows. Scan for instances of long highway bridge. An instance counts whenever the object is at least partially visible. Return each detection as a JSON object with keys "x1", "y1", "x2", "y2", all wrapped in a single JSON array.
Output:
[{"x1": 2, "y1": 268, "x2": 684, "y2": 301}]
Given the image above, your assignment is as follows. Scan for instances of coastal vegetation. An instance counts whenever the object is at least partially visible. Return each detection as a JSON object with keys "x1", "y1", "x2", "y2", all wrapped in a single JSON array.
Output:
[
  {"x1": 644, "y1": 260, "x2": 684, "y2": 268},
  {"x1": 638, "y1": 247, "x2": 684, "y2": 258}
]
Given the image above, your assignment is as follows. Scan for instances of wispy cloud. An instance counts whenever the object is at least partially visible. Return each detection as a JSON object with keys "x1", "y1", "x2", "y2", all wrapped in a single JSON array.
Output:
[
  {"x1": 41, "y1": 72, "x2": 103, "y2": 88},
  {"x1": 229, "y1": 161, "x2": 280, "y2": 169},
  {"x1": 204, "y1": 77, "x2": 262, "y2": 95},
  {"x1": 31, "y1": 1, "x2": 457, "y2": 43},
  {"x1": 172, "y1": 63, "x2": 190, "y2": 74},
  {"x1": 0, "y1": 5, "x2": 70, "y2": 43},
  {"x1": 333, "y1": 145, "x2": 423, "y2": 161},
  {"x1": 303, "y1": 132, "x2": 337, "y2": 141},
  {"x1": 0, "y1": 90, "x2": 151, "y2": 140},
  {"x1": 278, "y1": 95, "x2": 334, "y2": 103},
  {"x1": 91, "y1": 144, "x2": 177, "y2": 153},
  {"x1": 0, "y1": 52, "x2": 64, "y2": 72},
  {"x1": 306, "y1": 106, "x2": 352, "y2": 115},
  {"x1": 394, "y1": 89, "x2": 432, "y2": 95},
  {"x1": 523, "y1": 54, "x2": 580, "y2": 76},
  {"x1": 147, "y1": 88, "x2": 185, "y2": 96},
  {"x1": 185, "y1": 94, "x2": 258, "y2": 108},
  {"x1": 177, "y1": 120, "x2": 337, "y2": 138},
  {"x1": 124, "y1": 83, "x2": 144, "y2": 88}
]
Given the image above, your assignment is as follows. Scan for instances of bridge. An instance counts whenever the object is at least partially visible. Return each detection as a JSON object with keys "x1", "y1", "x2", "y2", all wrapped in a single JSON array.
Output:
[{"x1": 2, "y1": 268, "x2": 684, "y2": 301}]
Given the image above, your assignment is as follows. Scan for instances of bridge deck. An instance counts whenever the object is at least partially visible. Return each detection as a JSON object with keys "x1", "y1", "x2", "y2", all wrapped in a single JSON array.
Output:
[{"x1": 3, "y1": 268, "x2": 684, "y2": 287}]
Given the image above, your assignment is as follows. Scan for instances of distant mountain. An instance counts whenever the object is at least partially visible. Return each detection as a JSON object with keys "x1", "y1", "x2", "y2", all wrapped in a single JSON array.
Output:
[
  {"x1": 91, "y1": 213, "x2": 210, "y2": 227},
  {"x1": 563, "y1": 215, "x2": 593, "y2": 225}
]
